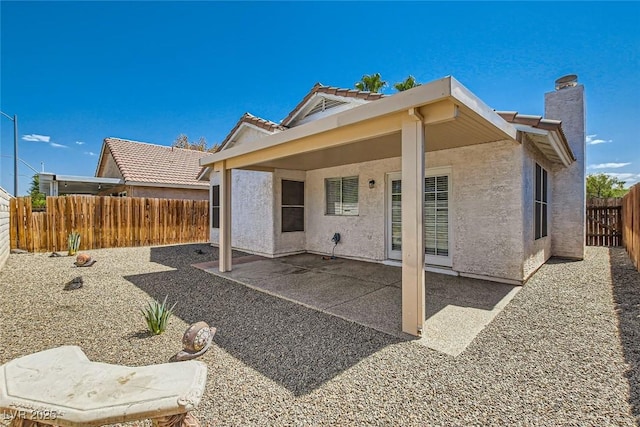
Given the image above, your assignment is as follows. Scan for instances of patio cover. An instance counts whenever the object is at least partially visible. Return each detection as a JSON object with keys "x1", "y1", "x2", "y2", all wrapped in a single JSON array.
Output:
[{"x1": 199, "y1": 76, "x2": 560, "y2": 336}]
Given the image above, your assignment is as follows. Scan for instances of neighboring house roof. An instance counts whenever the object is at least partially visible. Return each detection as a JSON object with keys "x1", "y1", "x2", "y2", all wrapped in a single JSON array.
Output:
[
  {"x1": 497, "y1": 111, "x2": 575, "y2": 164},
  {"x1": 280, "y1": 83, "x2": 385, "y2": 127},
  {"x1": 96, "y1": 137, "x2": 210, "y2": 188}
]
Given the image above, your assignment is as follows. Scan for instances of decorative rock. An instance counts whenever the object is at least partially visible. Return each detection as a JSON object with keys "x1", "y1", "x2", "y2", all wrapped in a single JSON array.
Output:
[
  {"x1": 172, "y1": 322, "x2": 217, "y2": 362},
  {"x1": 74, "y1": 253, "x2": 96, "y2": 267},
  {"x1": 63, "y1": 276, "x2": 83, "y2": 291}
]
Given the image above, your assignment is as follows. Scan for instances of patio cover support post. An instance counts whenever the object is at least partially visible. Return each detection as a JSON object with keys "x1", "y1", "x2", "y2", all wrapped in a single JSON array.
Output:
[
  {"x1": 219, "y1": 162, "x2": 232, "y2": 272},
  {"x1": 401, "y1": 109, "x2": 426, "y2": 336}
]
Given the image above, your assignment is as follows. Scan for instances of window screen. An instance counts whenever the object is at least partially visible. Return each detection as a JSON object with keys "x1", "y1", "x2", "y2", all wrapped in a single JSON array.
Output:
[
  {"x1": 282, "y1": 180, "x2": 304, "y2": 232},
  {"x1": 211, "y1": 185, "x2": 220, "y2": 229}
]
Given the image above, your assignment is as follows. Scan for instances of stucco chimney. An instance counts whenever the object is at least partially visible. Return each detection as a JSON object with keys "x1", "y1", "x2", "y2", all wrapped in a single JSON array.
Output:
[{"x1": 545, "y1": 74, "x2": 586, "y2": 259}]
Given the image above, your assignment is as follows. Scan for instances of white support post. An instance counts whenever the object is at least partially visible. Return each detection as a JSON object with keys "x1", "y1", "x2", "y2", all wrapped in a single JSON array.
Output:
[
  {"x1": 401, "y1": 110, "x2": 426, "y2": 336},
  {"x1": 219, "y1": 162, "x2": 232, "y2": 272}
]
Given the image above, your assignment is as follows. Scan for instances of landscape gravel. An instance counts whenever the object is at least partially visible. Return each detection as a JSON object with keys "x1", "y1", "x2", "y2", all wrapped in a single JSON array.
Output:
[{"x1": 0, "y1": 244, "x2": 637, "y2": 426}]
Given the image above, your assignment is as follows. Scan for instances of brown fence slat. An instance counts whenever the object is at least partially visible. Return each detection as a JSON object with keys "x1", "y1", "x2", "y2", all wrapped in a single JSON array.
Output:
[
  {"x1": 9, "y1": 196, "x2": 209, "y2": 252},
  {"x1": 622, "y1": 184, "x2": 640, "y2": 271}
]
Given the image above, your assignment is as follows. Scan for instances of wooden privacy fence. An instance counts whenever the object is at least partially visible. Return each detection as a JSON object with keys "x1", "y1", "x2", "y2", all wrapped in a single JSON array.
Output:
[
  {"x1": 622, "y1": 184, "x2": 640, "y2": 271},
  {"x1": 10, "y1": 196, "x2": 209, "y2": 253},
  {"x1": 586, "y1": 198, "x2": 622, "y2": 246}
]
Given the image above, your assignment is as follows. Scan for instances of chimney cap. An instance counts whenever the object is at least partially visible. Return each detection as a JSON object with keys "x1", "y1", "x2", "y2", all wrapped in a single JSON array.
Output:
[{"x1": 555, "y1": 74, "x2": 578, "y2": 90}]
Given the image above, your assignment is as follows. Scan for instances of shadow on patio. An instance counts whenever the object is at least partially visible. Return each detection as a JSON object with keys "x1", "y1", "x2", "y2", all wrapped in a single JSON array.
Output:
[
  {"x1": 608, "y1": 247, "x2": 640, "y2": 421},
  {"x1": 191, "y1": 250, "x2": 520, "y2": 356},
  {"x1": 124, "y1": 244, "x2": 405, "y2": 396}
]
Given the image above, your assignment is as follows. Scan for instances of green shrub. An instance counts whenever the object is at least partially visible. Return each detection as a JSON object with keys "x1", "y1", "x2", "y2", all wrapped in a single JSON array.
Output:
[
  {"x1": 67, "y1": 231, "x2": 81, "y2": 255},
  {"x1": 141, "y1": 296, "x2": 177, "y2": 335}
]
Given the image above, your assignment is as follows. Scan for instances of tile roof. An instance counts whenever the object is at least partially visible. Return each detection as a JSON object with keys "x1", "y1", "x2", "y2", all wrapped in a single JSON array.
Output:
[
  {"x1": 218, "y1": 112, "x2": 285, "y2": 151},
  {"x1": 496, "y1": 111, "x2": 568, "y2": 141},
  {"x1": 280, "y1": 83, "x2": 386, "y2": 127},
  {"x1": 99, "y1": 137, "x2": 210, "y2": 187},
  {"x1": 496, "y1": 111, "x2": 574, "y2": 162}
]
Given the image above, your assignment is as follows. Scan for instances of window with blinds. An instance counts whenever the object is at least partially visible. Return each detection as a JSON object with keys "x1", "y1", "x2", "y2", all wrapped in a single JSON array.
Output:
[
  {"x1": 282, "y1": 180, "x2": 304, "y2": 232},
  {"x1": 535, "y1": 163, "x2": 548, "y2": 239},
  {"x1": 211, "y1": 185, "x2": 220, "y2": 229},
  {"x1": 325, "y1": 176, "x2": 359, "y2": 216},
  {"x1": 424, "y1": 175, "x2": 449, "y2": 256}
]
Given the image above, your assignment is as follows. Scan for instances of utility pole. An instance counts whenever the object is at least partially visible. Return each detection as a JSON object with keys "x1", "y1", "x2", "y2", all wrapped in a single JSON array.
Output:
[
  {"x1": 0, "y1": 111, "x2": 18, "y2": 196},
  {"x1": 1, "y1": 111, "x2": 20, "y2": 249}
]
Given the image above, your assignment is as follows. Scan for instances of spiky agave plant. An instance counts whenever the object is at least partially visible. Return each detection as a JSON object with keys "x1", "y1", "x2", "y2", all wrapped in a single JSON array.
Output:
[
  {"x1": 141, "y1": 296, "x2": 177, "y2": 335},
  {"x1": 67, "y1": 231, "x2": 81, "y2": 255}
]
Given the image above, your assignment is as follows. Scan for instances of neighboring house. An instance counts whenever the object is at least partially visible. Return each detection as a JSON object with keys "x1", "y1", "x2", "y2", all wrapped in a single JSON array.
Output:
[
  {"x1": 94, "y1": 138, "x2": 210, "y2": 200},
  {"x1": 199, "y1": 75, "x2": 586, "y2": 336}
]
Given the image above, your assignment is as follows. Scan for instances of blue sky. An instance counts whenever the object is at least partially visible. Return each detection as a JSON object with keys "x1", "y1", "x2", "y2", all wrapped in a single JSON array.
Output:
[{"x1": 1, "y1": 1, "x2": 638, "y2": 195}]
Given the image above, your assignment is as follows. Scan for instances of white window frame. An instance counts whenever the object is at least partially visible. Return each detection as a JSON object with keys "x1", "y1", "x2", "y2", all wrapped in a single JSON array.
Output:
[
  {"x1": 534, "y1": 163, "x2": 548, "y2": 240},
  {"x1": 325, "y1": 176, "x2": 359, "y2": 216}
]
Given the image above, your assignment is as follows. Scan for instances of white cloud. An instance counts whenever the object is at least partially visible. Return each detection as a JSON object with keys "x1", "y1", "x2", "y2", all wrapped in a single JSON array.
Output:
[
  {"x1": 586, "y1": 134, "x2": 612, "y2": 145},
  {"x1": 22, "y1": 134, "x2": 50, "y2": 142},
  {"x1": 49, "y1": 142, "x2": 67, "y2": 148},
  {"x1": 84, "y1": 151, "x2": 97, "y2": 156},
  {"x1": 603, "y1": 172, "x2": 640, "y2": 186},
  {"x1": 75, "y1": 141, "x2": 85, "y2": 145},
  {"x1": 588, "y1": 162, "x2": 631, "y2": 169}
]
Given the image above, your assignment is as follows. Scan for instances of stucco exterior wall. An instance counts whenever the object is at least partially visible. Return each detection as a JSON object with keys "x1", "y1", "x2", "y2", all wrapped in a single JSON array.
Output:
[
  {"x1": 227, "y1": 126, "x2": 272, "y2": 150},
  {"x1": 98, "y1": 152, "x2": 124, "y2": 179},
  {"x1": 306, "y1": 158, "x2": 400, "y2": 261},
  {"x1": 521, "y1": 138, "x2": 553, "y2": 280},
  {"x1": 304, "y1": 140, "x2": 525, "y2": 281},
  {"x1": 273, "y1": 169, "x2": 306, "y2": 255},
  {"x1": 210, "y1": 170, "x2": 275, "y2": 256},
  {"x1": 545, "y1": 84, "x2": 586, "y2": 259},
  {"x1": 0, "y1": 188, "x2": 10, "y2": 270},
  {"x1": 127, "y1": 186, "x2": 209, "y2": 201},
  {"x1": 208, "y1": 140, "x2": 531, "y2": 282},
  {"x1": 428, "y1": 140, "x2": 524, "y2": 281}
]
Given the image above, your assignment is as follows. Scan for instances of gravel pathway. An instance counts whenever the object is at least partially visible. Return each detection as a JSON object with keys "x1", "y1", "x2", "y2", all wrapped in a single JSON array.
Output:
[{"x1": 0, "y1": 244, "x2": 637, "y2": 426}]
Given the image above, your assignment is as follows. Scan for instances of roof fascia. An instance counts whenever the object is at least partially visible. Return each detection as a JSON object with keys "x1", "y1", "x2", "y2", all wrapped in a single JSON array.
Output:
[
  {"x1": 125, "y1": 181, "x2": 209, "y2": 189},
  {"x1": 200, "y1": 76, "x2": 519, "y2": 168},
  {"x1": 202, "y1": 77, "x2": 453, "y2": 167},
  {"x1": 55, "y1": 175, "x2": 123, "y2": 184},
  {"x1": 514, "y1": 124, "x2": 574, "y2": 167}
]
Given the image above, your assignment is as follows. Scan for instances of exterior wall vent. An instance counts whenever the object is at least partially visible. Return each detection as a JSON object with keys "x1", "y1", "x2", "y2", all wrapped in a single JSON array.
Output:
[
  {"x1": 555, "y1": 74, "x2": 578, "y2": 91},
  {"x1": 307, "y1": 97, "x2": 348, "y2": 116}
]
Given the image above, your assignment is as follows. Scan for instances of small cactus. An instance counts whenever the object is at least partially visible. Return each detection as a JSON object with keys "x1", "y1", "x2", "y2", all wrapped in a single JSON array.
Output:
[{"x1": 68, "y1": 231, "x2": 81, "y2": 256}]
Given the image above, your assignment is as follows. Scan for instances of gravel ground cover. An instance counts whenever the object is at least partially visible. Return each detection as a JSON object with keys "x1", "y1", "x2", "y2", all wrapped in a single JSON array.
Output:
[{"x1": 0, "y1": 244, "x2": 637, "y2": 426}]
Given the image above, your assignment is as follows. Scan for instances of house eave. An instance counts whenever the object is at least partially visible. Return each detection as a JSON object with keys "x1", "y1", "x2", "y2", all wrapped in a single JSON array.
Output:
[
  {"x1": 124, "y1": 181, "x2": 209, "y2": 190},
  {"x1": 200, "y1": 76, "x2": 519, "y2": 170},
  {"x1": 514, "y1": 124, "x2": 575, "y2": 167}
]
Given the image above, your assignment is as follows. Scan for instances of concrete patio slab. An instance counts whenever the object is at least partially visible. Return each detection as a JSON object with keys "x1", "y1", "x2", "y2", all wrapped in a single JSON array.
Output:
[
  {"x1": 421, "y1": 289, "x2": 521, "y2": 355},
  {"x1": 325, "y1": 286, "x2": 406, "y2": 338},
  {"x1": 257, "y1": 269, "x2": 385, "y2": 310},
  {"x1": 195, "y1": 255, "x2": 520, "y2": 356}
]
